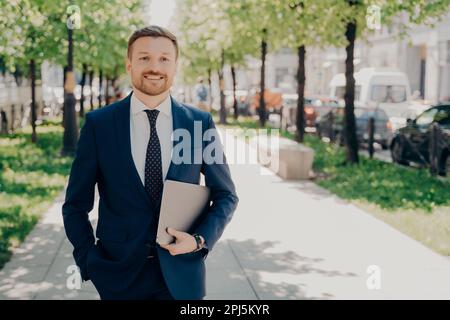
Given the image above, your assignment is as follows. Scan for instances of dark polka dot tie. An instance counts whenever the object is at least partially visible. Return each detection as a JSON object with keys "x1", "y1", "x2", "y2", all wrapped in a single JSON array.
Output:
[{"x1": 144, "y1": 109, "x2": 163, "y2": 207}]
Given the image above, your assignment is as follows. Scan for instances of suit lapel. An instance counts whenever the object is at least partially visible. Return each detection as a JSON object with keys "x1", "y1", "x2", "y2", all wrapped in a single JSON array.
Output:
[
  {"x1": 113, "y1": 92, "x2": 188, "y2": 208},
  {"x1": 114, "y1": 92, "x2": 152, "y2": 207},
  {"x1": 166, "y1": 95, "x2": 188, "y2": 180}
]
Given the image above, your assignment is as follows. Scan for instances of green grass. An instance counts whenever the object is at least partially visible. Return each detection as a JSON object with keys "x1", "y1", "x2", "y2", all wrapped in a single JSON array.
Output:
[
  {"x1": 222, "y1": 115, "x2": 450, "y2": 255},
  {"x1": 302, "y1": 134, "x2": 450, "y2": 212},
  {"x1": 0, "y1": 120, "x2": 73, "y2": 269}
]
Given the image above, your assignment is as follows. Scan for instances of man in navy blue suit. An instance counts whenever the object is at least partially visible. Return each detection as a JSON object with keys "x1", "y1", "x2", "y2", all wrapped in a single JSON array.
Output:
[{"x1": 62, "y1": 26, "x2": 238, "y2": 300}]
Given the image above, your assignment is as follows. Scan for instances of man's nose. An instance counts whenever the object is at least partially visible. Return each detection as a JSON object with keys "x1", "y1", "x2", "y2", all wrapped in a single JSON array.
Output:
[
  {"x1": 145, "y1": 62, "x2": 164, "y2": 73},
  {"x1": 144, "y1": 68, "x2": 164, "y2": 76}
]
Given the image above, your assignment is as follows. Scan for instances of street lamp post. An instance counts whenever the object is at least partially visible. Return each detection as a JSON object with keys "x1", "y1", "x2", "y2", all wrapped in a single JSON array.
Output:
[{"x1": 61, "y1": 8, "x2": 79, "y2": 157}]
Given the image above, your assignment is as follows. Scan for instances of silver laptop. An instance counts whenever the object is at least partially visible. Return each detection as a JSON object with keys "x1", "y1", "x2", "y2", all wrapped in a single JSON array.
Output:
[{"x1": 156, "y1": 179, "x2": 211, "y2": 245}]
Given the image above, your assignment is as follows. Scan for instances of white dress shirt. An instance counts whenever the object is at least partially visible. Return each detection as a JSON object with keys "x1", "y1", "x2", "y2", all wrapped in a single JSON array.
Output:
[{"x1": 130, "y1": 92, "x2": 173, "y2": 186}]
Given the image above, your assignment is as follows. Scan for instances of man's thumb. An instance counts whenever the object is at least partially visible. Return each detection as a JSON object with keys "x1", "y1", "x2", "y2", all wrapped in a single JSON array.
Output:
[{"x1": 167, "y1": 227, "x2": 180, "y2": 237}]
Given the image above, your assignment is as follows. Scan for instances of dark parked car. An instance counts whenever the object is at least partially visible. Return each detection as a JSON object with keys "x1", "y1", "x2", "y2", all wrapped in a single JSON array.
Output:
[
  {"x1": 390, "y1": 104, "x2": 450, "y2": 176},
  {"x1": 316, "y1": 106, "x2": 392, "y2": 149}
]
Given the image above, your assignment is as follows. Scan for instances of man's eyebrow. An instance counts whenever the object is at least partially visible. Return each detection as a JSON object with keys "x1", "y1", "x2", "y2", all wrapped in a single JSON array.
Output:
[{"x1": 136, "y1": 51, "x2": 172, "y2": 56}]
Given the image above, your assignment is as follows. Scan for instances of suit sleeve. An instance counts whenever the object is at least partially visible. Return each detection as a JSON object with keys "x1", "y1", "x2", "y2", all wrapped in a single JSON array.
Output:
[
  {"x1": 194, "y1": 115, "x2": 239, "y2": 254},
  {"x1": 62, "y1": 113, "x2": 98, "y2": 281}
]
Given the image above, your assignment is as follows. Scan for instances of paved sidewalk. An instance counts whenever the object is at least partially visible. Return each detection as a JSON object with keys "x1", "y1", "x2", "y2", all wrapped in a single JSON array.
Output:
[{"x1": 1, "y1": 129, "x2": 450, "y2": 299}]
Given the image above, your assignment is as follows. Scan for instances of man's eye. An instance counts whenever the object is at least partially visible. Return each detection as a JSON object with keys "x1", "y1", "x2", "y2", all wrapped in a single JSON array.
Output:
[
  {"x1": 161, "y1": 57, "x2": 169, "y2": 62},
  {"x1": 139, "y1": 57, "x2": 149, "y2": 61}
]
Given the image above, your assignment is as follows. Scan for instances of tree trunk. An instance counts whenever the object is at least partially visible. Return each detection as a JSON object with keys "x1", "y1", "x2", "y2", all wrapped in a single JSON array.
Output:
[
  {"x1": 296, "y1": 45, "x2": 306, "y2": 142},
  {"x1": 105, "y1": 77, "x2": 110, "y2": 105},
  {"x1": 10, "y1": 104, "x2": 15, "y2": 133},
  {"x1": 231, "y1": 65, "x2": 238, "y2": 120},
  {"x1": 111, "y1": 77, "x2": 116, "y2": 99},
  {"x1": 98, "y1": 69, "x2": 103, "y2": 108},
  {"x1": 0, "y1": 58, "x2": 4, "y2": 77},
  {"x1": 219, "y1": 49, "x2": 227, "y2": 125},
  {"x1": 1, "y1": 110, "x2": 8, "y2": 135},
  {"x1": 13, "y1": 65, "x2": 22, "y2": 86},
  {"x1": 20, "y1": 104, "x2": 24, "y2": 128},
  {"x1": 30, "y1": 59, "x2": 37, "y2": 143},
  {"x1": 79, "y1": 63, "x2": 87, "y2": 117},
  {"x1": 111, "y1": 74, "x2": 119, "y2": 100},
  {"x1": 259, "y1": 28, "x2": 267, "y2": 127},
  {"x1": 89, "y1": 69, "x2": 94, "y2": 111},
  {"x1": 207, "y1": 68, "x2": 212, "y2": 109},
  {"x1": 344, "y1": 21, "x2": 359, "y2": 164},
  {"x1": 61, "y1": 26, "x2": 78, "y2": 156}
]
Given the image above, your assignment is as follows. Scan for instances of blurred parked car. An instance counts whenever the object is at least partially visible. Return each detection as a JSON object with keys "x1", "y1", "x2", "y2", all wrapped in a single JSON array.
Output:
[
  {"x1": 316, "y1": 106, "x2": 393, "y2": 149},
  {"x1": 390, "y1": 104, "x2": 450, "y2": 176},
  {"x1": 329, "y1": 68, "x2": 412, "y2": 118},
  {"x1": 330, "y1": 68, "x2": 413, "y2": 136},
  {"x1": 281, "y1": 94, "x2": 339, "y2": 129},
  {"x1": 305, "y1": 97, "x2": 340, "y2": 128},
  {"x1": 249, "y1": 88, "x2": 283, "y2": 117},
  {"x1": 388, "y1": 101, "x2": 432, "y2": 132}
]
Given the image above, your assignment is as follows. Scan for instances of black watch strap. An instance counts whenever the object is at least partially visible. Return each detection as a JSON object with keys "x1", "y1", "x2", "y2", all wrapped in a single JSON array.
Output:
[{"x1": 192, "y1": 234, "x2": 203, "y2": 251}]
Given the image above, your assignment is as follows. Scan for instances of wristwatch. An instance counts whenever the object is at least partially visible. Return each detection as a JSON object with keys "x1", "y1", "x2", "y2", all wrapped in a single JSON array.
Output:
[{"x1": 192, "y1": 234, "x2": 205, "y2": 252}]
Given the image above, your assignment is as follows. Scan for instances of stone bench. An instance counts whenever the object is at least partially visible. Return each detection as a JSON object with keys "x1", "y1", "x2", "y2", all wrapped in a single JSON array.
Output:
[{"x1": 255, "y1": 136, "x2": 314, "y2": 180}]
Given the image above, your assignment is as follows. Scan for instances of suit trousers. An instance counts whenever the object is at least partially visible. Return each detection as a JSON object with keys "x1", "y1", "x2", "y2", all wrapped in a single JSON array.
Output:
[{"x1": 95, "y1": 250, "x2": 174, "y2": 300}]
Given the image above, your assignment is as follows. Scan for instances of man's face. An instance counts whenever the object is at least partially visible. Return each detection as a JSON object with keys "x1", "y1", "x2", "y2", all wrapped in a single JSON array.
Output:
[{"x1": 126, "y1": 36, "x2": 177, "y2": 96}]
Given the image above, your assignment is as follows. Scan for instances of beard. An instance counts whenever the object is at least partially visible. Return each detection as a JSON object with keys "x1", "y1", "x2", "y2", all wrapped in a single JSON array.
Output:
[{"x1": 132, "y1": 71, "x2": 171, "y2": 96}]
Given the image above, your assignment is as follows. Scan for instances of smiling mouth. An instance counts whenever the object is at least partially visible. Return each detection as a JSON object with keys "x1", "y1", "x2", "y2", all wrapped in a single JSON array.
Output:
[{"x1": 144, "y1": 75, "x2": 164, "y2": 80}]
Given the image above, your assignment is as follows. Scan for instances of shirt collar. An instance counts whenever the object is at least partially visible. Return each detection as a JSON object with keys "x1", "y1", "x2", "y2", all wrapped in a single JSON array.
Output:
[{"x1": 131, "y1": 91, "x2": 172, "y2": 117}]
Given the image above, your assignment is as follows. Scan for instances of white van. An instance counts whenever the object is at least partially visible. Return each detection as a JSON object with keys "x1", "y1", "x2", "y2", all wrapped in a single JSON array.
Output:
[{"x1": 329, "y1": 68, "x2": 412, "y2": 131}]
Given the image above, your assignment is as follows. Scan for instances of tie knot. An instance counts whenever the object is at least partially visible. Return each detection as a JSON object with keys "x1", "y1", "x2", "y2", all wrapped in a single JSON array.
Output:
[{"x1": 144, "y1": 109, "x2": 159, "y2": 127}]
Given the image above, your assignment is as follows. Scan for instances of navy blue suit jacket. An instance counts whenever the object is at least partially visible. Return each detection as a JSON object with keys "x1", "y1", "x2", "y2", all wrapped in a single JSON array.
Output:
[{"x1": 62, "y1": 92, "x2": 238, "y2": 299}]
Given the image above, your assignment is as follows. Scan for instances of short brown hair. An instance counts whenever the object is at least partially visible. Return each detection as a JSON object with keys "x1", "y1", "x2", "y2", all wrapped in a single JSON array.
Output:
[{"x1": 127, "y1": 25, "x2": 179, "y2": 59}]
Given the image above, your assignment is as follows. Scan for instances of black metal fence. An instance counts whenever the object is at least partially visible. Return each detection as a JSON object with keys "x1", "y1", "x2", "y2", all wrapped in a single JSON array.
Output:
[{"x1": 0, "y1": 100, "x2": 51, "y2": 135}]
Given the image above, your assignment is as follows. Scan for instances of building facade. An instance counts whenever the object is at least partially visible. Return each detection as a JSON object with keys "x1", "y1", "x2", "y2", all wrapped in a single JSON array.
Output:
[{"x1": 240, "y1": 13, "x2": 450, "y2": 104}]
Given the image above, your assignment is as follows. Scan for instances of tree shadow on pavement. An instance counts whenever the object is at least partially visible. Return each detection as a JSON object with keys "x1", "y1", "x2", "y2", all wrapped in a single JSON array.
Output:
[
  {"x1": 0, "y1": 220, "x2": 99, "y2": 300},
  {"x1": 206, "y1": 239, "x2": 357, "y2": 300}
]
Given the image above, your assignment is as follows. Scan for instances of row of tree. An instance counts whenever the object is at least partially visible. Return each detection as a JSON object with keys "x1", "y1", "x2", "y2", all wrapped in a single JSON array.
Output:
[
  {"x1": 174, "y1": 0, "x2": 450, "y2": 164},
  {"x1": 0, "y1": 0, "x2": 145, "y2": 151}
]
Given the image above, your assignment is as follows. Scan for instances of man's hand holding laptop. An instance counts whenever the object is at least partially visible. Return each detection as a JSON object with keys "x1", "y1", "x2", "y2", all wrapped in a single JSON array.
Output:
[{"x1": 159, "y1": 227, "x2": 205, "y2": 256}]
